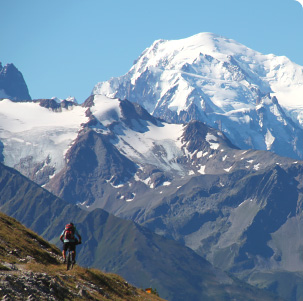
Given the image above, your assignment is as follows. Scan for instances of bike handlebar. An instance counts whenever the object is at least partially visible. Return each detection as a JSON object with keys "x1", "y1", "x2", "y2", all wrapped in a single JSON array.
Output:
[{"x1": 61, "y1": 240, "x2": 82, "y2": 245}]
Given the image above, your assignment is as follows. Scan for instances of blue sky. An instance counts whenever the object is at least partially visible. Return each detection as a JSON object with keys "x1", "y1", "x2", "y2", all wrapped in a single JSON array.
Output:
[{"x1": 1, "y1": 0, "x2": 303, "y2": 102}]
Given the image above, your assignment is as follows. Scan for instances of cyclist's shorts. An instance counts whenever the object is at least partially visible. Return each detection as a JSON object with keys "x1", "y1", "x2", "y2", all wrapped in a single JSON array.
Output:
[{"x1": 63, "y1": 242, "x2": 76, "y2": 252}]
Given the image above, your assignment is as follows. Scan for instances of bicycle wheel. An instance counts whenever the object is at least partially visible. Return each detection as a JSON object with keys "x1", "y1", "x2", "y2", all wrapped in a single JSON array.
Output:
[
  {"x1": 67, "y1": 250, "x2": 72, "y2": 270},
  {"x1": 70, "y1": 254, "x2": 74, "y2": 270}
]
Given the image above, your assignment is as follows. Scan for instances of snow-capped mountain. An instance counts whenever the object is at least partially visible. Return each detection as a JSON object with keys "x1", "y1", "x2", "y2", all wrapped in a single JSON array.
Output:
[
  {"x1": 44, "y1": 95, "x2": 294, "y2": 208},
  {"x1": 0, "y1": 94, "x2": 234, "y2": 184},
  {"x1": 0, "y1": 94, "x2": 290, "y2": 199},
  {"x1": 0, "y1": 62, "x2": 31, "y2": 101},
  {"x1": 93, "y1": 32, "x2": 303, "y2": 160},
  {"x1": 3, "y1": 41, "x2": 303, "y2": 299},
  {"x1": 0, "y1": 95, "x2": 230, "y2": 188}
]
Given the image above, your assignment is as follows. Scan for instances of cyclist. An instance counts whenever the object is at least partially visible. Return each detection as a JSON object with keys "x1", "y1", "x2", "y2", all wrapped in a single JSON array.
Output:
[{"x1": 60, "y1": 222, "x2": 82, "y2": 264}]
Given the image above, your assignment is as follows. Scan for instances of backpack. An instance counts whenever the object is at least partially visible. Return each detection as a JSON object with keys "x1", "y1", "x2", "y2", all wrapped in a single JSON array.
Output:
[{"x1": 64, "y1": 223, "x2": 75, "y2": 240}]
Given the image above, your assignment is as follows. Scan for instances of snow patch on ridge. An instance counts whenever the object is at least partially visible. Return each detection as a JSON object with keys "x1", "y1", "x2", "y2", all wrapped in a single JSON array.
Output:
[
  {"x1": 224, "y1": 166, "x2": 233, "y2": 172},
  {"x1": 198, "y1": 165, "x2": 206, "y2": 174},
  {"x1": 206, "y1": 133, "x2": 220, "y2": 150},
  {"x1": 91, "y1": 95, "x2": 122, "y2": 126},
  {"x1": 265, "y1": 129, "x2": 275, "y2": 150},
  {"x1": 115, "y1": 122, "x2": 185, "y2": 172}
]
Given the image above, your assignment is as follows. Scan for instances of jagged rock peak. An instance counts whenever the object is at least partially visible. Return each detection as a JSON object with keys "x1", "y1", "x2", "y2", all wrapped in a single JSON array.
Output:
[
  {"x1": 0, "y1": 62, "x2": 31, "y2": 101},
  {"x1": 33, "y1": 98, "x2": 78, "y2": 111}
]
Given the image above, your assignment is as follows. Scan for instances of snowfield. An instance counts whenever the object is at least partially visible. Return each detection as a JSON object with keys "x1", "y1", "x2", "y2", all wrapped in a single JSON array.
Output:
[
  {"x1": 0, "y1": 99, "x2": 88, "y2": 174},
  {"x1": 94, "y1": 32, "x2": 303, "y2": 118},
  {"x1": 92, "y1": 95, "x2": 186, "y2": 172}
]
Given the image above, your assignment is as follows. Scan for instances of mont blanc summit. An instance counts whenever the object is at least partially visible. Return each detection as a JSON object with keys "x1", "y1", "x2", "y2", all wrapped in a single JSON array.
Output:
[{"x1": 93, "y1": 32, "x2": 303, "y2": 160}]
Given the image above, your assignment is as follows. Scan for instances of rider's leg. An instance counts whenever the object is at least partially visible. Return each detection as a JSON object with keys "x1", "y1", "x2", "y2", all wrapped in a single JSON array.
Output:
[
  {"x1": 71, "y1": 243, "x2": 76, "y2": 263},
  {"x1": 62, "y1": 243, "x2": 68, "y2": 262}
]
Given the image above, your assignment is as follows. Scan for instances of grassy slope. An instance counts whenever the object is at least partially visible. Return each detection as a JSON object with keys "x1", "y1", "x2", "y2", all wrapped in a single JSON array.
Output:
[{"x1": 0, "y1": 212, "x2": 163, "y2": 301}]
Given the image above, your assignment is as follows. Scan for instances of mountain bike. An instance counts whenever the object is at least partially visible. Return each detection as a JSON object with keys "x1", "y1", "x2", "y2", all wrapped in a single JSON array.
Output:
[
  {"x1": 65, "y1": 241, "x2": 81, "y2": 271},
  {"x1": 66, "y1": 246, "x2": 75, "y2": 270}
]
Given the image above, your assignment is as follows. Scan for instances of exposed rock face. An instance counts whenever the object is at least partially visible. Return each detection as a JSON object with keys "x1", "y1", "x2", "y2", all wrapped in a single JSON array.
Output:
[
  {"x1": 37, "y1": 98, "x2": 76, "y2": 111},
  {"x1": 0, "y1": 62, "x2": 31, "y2": 101},
  {"x1": 48, "y1": 128, "x2": 138, "y2": 207}
]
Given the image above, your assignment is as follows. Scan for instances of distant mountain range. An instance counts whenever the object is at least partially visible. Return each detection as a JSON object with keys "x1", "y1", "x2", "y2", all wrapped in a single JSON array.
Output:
[
  {"x1": 0, "y1": 162, "x2": 279, "y2": 301},
  {"x1": 2, "y1": 32, "x2": 303, "y2": 300},
  {"x1": 93, "y1": 32, "x2": 303, "y2": 160}
]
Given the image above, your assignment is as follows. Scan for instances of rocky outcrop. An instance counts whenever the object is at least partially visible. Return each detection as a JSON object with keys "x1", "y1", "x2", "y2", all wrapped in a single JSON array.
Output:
[
  {"x1": 0, "y1": 269, "x2": 70, "y2": 300},
  {"x1": 0, "y1": 62, "x2": 31, "y2": 101}
]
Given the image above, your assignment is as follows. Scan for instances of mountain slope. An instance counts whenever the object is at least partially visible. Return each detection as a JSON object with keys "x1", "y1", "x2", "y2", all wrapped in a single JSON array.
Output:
[
  {"x1": 93, "y1": 32, "x2": 303, "y2": 160},
  {"x1": 0, "y1": 162, "x2": 279, "y2": 301},
  {"x1": 0, "y1": 211, "x2": 163, "y2": 301},
  {"x1": 129, "y1": 161, "x2": 303, "y2": 301},
  {"x1": 44, "y1": 95, "x2": 295, "y2": 218},
  {"x1": 2, "y1": 92, "x2": 303, "y2": 299}
]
